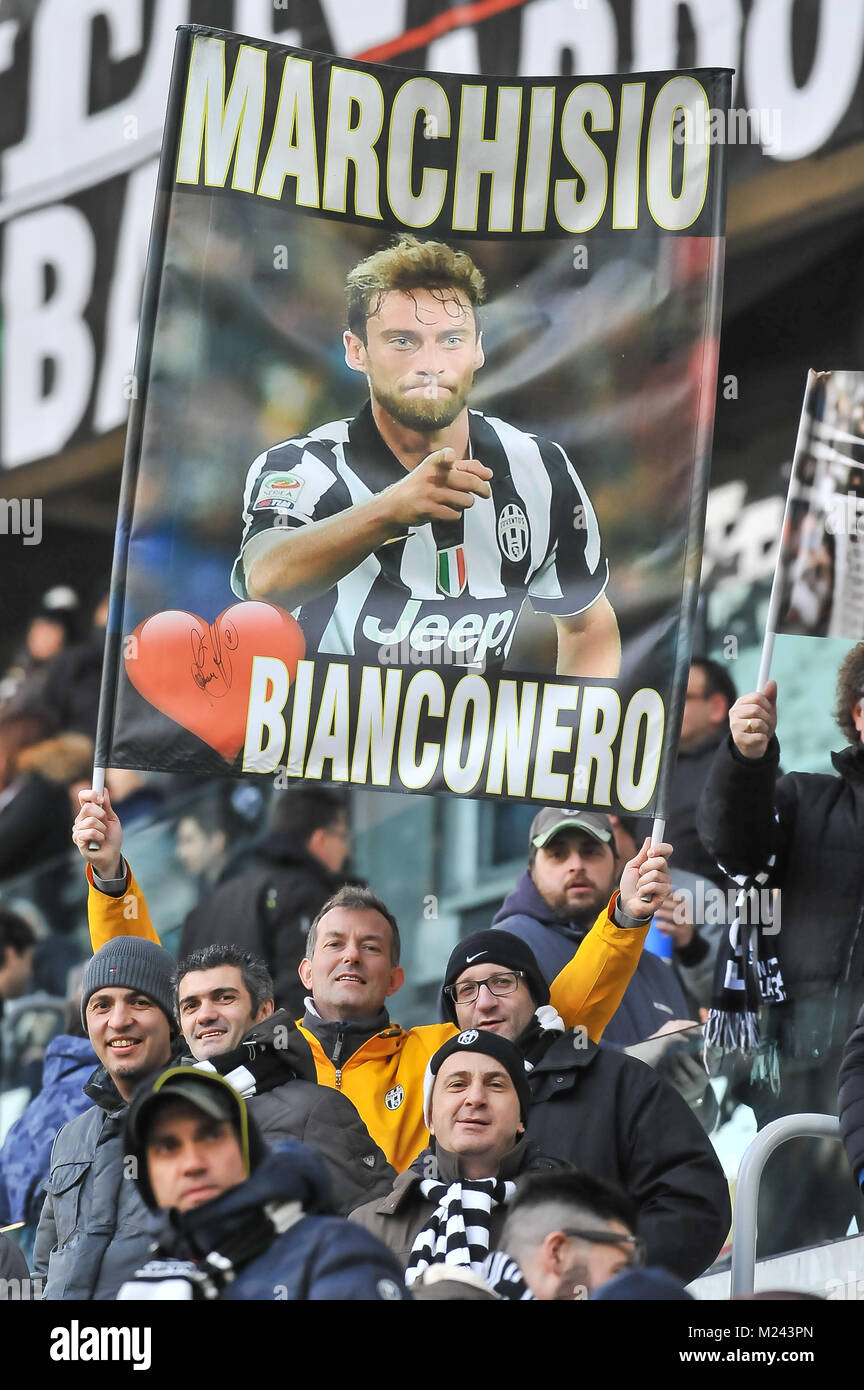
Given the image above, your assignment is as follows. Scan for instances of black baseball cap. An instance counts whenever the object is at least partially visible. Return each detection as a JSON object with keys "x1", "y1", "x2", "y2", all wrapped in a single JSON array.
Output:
[{"x1": 126, "y1": 1066, "x2": 263, "y2": 1210}]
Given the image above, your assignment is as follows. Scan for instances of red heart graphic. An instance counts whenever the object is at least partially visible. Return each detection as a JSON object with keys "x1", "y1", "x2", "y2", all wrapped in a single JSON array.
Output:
[{"x1": 125, "y1": 603, "x2": 305, "y2": 762}]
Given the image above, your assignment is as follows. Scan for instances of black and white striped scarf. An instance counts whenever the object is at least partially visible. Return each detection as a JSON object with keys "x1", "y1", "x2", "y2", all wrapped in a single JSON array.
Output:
[
  {"x1": 404, "y1": 1178, "x2": 515, "y2": 1286},
  {"x1": 479, "y1": 1250, "x2": 534, "y2": 1301},
  {"x1": 704, "y1": 855, "x2": 786, "y2": 1070}
]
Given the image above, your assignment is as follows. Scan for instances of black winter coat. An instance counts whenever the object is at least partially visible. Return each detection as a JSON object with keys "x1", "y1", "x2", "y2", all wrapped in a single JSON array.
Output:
[
  {"x1": 179, "y1": 833, "x2": 350, "y2": 1016},
  {"x1": 0, "y1": 773, "x2": 71, "y2": 881},
  {"x1": 666, "y1": 729, "x2": 729, "y2": 885},
  {"x1": 698, "y1": 735, "x2": 864, "y2": 1008},
  {"x1": 836, "y1": 1002, "x2": 864, "y2": 1191},
  {"x1": 524, "y1": 1030, "x2": 731, "y2": 1283}
]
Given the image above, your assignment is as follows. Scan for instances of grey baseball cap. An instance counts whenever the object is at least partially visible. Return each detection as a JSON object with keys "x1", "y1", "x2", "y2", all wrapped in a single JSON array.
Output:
[{"x1": 529, "y1": 807, "x2": 614, "y2": 849}]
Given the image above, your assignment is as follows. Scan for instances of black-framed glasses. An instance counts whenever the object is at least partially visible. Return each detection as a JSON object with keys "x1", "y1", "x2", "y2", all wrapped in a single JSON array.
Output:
[
  {"x1": 560, "y1": 1229, "x2": 646, "y2": 1268},
  {"x1": 444, "y1": 970, "x2": 525, "y2": 1005}
]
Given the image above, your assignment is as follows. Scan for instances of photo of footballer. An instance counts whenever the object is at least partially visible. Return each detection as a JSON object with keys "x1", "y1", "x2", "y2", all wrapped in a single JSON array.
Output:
[{"x1": 231, "y1": 235, "x2": 621, "y2": 678}]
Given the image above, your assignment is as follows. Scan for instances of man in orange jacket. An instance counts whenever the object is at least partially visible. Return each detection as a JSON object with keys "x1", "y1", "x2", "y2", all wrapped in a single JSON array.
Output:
[{"x1": 74, "y1": 790, "x2": 671, "y2": 1171}]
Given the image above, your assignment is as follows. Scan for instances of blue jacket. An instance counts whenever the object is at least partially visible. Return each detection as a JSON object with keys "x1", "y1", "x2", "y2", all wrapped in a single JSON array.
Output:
[
  {"x1": 492, "y1": 871, "x2": 690, "y2": 1046},
  {"x1": 128, "y1": 1143, "x2": 408, "y2": 1302},
  {"x1": 0, "y1": 1034, "x2": 96, "y2": 1226}
]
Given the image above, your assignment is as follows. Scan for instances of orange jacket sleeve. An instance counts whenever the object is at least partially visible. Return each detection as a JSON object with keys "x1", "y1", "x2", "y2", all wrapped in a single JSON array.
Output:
[
  {"x1": 86, "y1": 861, "x2": 161, "y2": 951},
  {"x1": 548, "y1": 893, "x2": 648, "y2": 1042}
]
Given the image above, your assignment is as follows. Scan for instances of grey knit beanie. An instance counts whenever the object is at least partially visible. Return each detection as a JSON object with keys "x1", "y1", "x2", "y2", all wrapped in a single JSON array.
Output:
[{"x1": 81, "y1": 938, "x2": 177, "y2": 1030}]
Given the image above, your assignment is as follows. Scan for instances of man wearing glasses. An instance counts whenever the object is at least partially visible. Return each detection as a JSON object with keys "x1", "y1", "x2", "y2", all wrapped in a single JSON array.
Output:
[
  {"x1": 498, "y1": 1171, "x2": 645, "y2": 1299},
  {"x1": 78, "y1": 792, "x2": 673, "y2": 1173},
  {"x1": 439, "y1": 929, "x2": 731, "y2": 1284}
]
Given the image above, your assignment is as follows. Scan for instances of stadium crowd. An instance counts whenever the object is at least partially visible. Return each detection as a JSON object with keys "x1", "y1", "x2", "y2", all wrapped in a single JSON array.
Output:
[{"x1": 3, "y1": 587, "x2": 864, "y2": 1300}]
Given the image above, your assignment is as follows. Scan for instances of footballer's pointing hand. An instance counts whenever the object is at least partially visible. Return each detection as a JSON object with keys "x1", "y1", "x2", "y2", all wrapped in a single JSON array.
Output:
[
  {"x1": 618, "y1": 838, "x2": 673, "y2": 919},
  {"x1": 382, "y1": 448, "x2": 492, "y2": 526},
  {"x1": 73, "y1": 787, "x2": 124, "y2": 880}
]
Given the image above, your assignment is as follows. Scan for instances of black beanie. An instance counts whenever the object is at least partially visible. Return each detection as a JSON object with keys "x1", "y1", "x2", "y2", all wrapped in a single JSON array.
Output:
[
  {"x1": 423, "y1": 1029, "x2": 531, "y2": 1127},
  {"x1": 440, "y1": 930, "x2": 549, "y2": 1024}
]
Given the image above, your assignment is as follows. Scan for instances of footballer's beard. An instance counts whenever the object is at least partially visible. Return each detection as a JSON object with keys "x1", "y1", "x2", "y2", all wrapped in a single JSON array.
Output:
[{"x1": 371, "y1": 377, "x2": 473, "y2": 432}]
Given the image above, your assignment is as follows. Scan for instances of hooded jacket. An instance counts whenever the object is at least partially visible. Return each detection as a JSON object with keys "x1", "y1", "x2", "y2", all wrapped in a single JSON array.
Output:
[
  {"x1": 0, "y1": 1033, "x2": 97, "y2": 1226},
  {"x1": 493, "y1": 871, "x2": 690, "y2": 1046},
  {"x1": 123, "y1": 1142, "x2": 407, "y2": 1301},
  {"x1": 179, "y1": 833, "x2": 352, "y2": 1016},
  {"x1": 190, "y1": 1009, "x2": 395, "y2": 1214},
  {"x1": 88, "y1": 867, "x2": 648, "y2": 1172},
  {"x1": 32, "y1": 1058, "x2": 173, "y2": 1300},
  {"x1": 522, "y1": 1028, "x2": 731, "y2": 1282},
  {"x1": 699, "y1": 735, "x2": 864, "y2": 1014},
  {"x1": 349, "y1": 1137, "x2": 567, "y2": 1266}
]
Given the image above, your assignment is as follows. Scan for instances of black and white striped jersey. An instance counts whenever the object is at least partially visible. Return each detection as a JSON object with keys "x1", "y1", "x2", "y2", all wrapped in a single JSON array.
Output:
[{"x1": 231, "y1": 403, "x2": 609, "y2": 671}]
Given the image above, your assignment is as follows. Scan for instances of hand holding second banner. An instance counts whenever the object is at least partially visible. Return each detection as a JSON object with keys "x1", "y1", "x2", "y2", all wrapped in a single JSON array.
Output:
[{"x1": 729, "y1": 679, "x2": 778, "y2": 760}]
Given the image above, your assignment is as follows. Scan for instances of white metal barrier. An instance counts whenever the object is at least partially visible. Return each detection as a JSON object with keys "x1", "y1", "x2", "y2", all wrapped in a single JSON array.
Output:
[{"x1": 730, "y1": 1112, "x2": 842, "y2": 1297}]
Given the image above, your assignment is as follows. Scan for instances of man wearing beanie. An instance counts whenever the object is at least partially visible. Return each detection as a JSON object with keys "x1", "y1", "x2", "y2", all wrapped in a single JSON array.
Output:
[
  {"x1": 33, "y1": 936, "x2": 182, "y2": 1299},
  {"x1": 76, "y1": 789, "x2": 672, "y2": 1171},
  {"x1": 439, "y1": 927, "x2": 731, "y2": 1283},
  {"x1": 350, "y1": 1029, "x2": 566, "y2": 1296},
  {"x1": 116, "y1": 1067, "x2": 407, "y2": 1301}
]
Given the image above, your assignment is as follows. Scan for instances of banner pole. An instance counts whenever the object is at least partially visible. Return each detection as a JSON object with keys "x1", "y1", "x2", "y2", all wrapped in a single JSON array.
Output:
[
  {"x1": 86, "y1": 767, "x2": 106, "y2": 853},
  {"x1": 90, "y1": 27, "x2": 192, "y2": 830},
  {"x1": 755, "y1": 630, "x2": 776, "y2": 693}
]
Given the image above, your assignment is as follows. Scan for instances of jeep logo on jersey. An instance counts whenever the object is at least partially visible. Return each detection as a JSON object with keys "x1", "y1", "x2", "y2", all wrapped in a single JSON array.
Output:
[
  {"x1": 385, "y1": 1085, "x2": 404, "y2": 1110},
  {"x1": 457, "y1": 1030, "x2": 479, "y2": 1045},
  {"x1": 365, "y1": 601, "x2": 516, "y2": 666},
  {"x1": 497, "y1": 504, "x2": 529, "y2": 562}
]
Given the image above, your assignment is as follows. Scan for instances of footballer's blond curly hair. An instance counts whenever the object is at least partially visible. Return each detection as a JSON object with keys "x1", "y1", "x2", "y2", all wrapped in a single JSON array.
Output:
[{"x1": 345, "y1": 234, "x2": 485, "y2": 341}]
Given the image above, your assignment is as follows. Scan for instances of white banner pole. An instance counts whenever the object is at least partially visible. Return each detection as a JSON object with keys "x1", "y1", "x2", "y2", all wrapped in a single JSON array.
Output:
[{"x1": 86, "y1": 765, "x2": 106, "y2": 853}]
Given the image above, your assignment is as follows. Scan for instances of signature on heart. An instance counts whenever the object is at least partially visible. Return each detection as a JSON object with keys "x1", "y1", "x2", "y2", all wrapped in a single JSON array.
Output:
[{"x1": 190, "y1": 621, "x2": 239, "y2": 697}]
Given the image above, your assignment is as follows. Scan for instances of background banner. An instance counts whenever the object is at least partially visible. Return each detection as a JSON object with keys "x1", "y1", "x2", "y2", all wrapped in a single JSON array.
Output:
[
  {"x1": 97, "y1": 24, "x2": 730, "y2": 815},
  {"x1": 773, "y1": 370, "x2": 864, "y2": 642}
]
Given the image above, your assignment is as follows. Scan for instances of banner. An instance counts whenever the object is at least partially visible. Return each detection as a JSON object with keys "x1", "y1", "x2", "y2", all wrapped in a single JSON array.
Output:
[
  {"x1": 96, "y1": 25, "x2": 729, "y2": 814},
  {"x1": 773, "y1": 371, "x2": 864, "y2": 641},
  {"x1": 4, "y1": 0, "x2": 863, "y2": 477}
]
